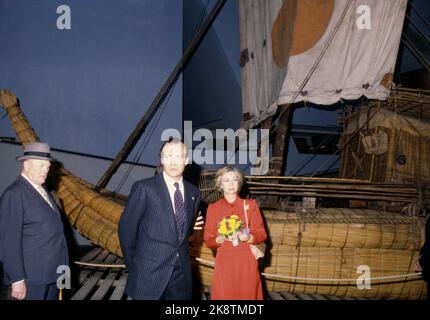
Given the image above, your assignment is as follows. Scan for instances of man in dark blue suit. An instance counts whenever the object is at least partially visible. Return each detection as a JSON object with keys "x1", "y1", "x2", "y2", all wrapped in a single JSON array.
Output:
[
  {"x1": 0, "y1": 142, "x2": 69, "y2": 300},
  {"x1": 119, "y1": 138, "x2": 201, "y2": 300}
]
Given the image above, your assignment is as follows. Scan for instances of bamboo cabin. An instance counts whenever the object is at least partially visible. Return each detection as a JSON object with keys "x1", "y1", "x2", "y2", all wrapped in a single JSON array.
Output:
[{"x1": 339, "y1": 92, "x2": 430, "y2": 184}]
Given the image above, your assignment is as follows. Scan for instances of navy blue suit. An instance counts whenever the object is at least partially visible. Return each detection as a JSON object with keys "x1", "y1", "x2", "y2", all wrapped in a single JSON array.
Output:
[
  {"x1": 118, "y1": 173, "x2": 201, "y2": 300},
  {"x1": 0, "y1": 176, "x2": 69, "y2": 297}
]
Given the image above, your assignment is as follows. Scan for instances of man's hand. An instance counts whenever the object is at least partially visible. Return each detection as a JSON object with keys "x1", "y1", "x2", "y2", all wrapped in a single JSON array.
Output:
[
  {"x1": 193, "y1": 213, "x2": 204, "y2": 230},
  {"x1": 11, "y1": 281, "x2": 26, "y2": 300},
  {"x1": 414, "y1": 260, "x2": 423, "y2": 272}
]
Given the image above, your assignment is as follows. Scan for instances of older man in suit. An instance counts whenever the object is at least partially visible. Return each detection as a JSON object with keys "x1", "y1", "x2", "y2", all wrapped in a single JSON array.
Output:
[
  {"x1": 119, "y1": 138, "x2": 201, "y2": 300},
  {"x1": 0, "y1": 142, "x2": 69, "y2": 300}
]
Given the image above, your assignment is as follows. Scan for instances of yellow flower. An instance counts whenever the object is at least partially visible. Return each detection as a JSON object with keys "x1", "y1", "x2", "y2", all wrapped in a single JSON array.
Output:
[{"x1": 217, "y1": 215, "x2": 243, "y2": 237}]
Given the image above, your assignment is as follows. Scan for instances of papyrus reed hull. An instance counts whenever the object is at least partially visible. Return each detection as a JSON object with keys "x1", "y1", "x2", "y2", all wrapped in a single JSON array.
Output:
[
  {"x1": 0, "y1": 90, "x2": 123, "y2": 256},
  {"x1": 0, "y1": 89, "x2": 426, "y2": 299}
]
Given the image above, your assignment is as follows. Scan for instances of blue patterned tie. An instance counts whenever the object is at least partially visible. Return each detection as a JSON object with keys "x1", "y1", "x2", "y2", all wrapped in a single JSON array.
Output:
[{"x1": 174, "y1": 182, "x2": 186, "y2": 237}]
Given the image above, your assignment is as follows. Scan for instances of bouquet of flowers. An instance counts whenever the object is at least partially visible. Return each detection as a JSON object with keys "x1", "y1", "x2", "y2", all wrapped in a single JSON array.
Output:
[{"x1": 217, "y1": 215, "x2": 243, "y2": 246}]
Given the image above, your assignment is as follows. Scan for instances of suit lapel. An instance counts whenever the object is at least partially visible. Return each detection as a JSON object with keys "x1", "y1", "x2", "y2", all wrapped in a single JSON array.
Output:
[
  {"x1": 44, "y1": 186, "x2": 61, "y2": 214},
  {"x1": 181, "y1": 182, "x2": 195, "y2": 242},
  {"x1": 155, "y1": 174, "x2": 179, "y2": 237},
  {"x1": 19, "y1": 176, "x2": 59, "y2": 214}
]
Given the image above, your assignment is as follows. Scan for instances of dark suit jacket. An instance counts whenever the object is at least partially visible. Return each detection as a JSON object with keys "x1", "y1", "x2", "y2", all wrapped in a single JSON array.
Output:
[
  {"x1": 0, "y1": 176, "x2": 69, "y2": 285},
  {"x1": 118, "y1": 173, "x2": 201, "y2": 299}
]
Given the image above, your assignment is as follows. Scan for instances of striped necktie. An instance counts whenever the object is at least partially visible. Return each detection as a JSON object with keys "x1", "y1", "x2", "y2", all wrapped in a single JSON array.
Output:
[
  {"x1": 174, "y1": 182, "x2": 186, "y2": 237},
  {"x1": 36, "y1": 185, "x2": 54, "y2": 209}
]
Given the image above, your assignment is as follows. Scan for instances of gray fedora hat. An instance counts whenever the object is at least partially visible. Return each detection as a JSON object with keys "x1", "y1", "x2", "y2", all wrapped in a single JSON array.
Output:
[{"x1": 16, "y1": 142, "x2": 56, "y2": 161}]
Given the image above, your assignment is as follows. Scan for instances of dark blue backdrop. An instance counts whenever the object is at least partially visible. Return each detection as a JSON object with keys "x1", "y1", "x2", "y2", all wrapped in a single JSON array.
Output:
[{"x1": 0, "y1": 0, "x2": 182, "y2": 166}]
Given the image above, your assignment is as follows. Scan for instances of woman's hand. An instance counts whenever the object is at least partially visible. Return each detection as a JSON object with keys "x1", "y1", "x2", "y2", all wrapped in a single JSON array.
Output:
[
  {"x1": 239, "y1": 231, "x2": 250, "y2": 242},
  {"x1": 216, "y1": 235, "x2": 226, "y2": 245},
  {"x1": 193, "y1": 213, "x2": 204, "y2": 230}
]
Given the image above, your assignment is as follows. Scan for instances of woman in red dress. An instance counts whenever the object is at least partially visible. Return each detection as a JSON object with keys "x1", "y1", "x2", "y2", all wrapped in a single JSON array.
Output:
[{"x1": 204, "y1": 166, "x2": 267, "y2": 300}]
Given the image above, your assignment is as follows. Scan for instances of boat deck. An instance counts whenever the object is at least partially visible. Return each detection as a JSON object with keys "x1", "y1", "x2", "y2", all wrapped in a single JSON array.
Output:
[{"x1": 69, "y1": 248, "x2": 373, "y2": 301}]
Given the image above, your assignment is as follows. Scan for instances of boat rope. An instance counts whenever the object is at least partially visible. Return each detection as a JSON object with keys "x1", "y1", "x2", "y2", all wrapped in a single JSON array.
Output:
[
  {"x1": 74, "y1": 257, "x2": 423, "y2": 283},
  {"x1": 74, "y1": 261, "x2": 126, "y2": 268},
  {"x1": 261, "y1": 271, "x2": 422, "y2": 283},
  {"x1": 289, "y1": 133, "x2": 335, "y2": 176},
  {"x1": 282, "y1": 0, "x2": 353, "y2": 109},
  {"x1": 116, "y1": 0, "x2": 210, "y2": 190},
  {"x1": 115, "y1": 0, "x2": 211, "y2": 193},
  {"x1": 0, "y1": 109, "x2": 7, "y2": 120},
  {"x1": 115, "y1": 82, "x2": 172, "y2": 193},
  {"x1": 232, "y1": 0, "x2": 354, "y2": 167},
  {"x1": 310, "y1": 104, "x2": 379, "y2": 177},
  {"x1": 193, "y1": 257, "x2": 423, "y2": 283}
]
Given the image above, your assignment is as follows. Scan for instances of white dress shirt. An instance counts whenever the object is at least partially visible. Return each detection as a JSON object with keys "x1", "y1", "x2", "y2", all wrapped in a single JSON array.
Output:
[{"x1": 21, "y1": 173, "x2": 54, "y2": 208}]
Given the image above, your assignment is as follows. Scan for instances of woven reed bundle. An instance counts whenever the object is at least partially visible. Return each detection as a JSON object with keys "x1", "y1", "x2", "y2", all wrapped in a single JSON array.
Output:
[
  {"x1": 264, "y1": 209, "x2": 426, "y2": 250},
  {"x1": 57, "y1": 173, "x2": 122, "y2": 256},
  {"x1": 188, "y1": 235, "x2": 426, "y2": 299},
  {"x1": 20, "y1": 168, "x2": 122, "y2": 257},
  {"x1": 395, "y1": 130, "x2": 430, "y2": 182},
  {"x1": 264, "y1": 245, "x2": 425, "y2": 299},
  {"x1": 341, "y1": 106, "x2": 430, "y2": 183},
  {"x1": 0, "y1": 92, "x2": 39, "y2": 144},
  {"x1": 371, "y1": 86, "x2": 430, "y2": 121},
  {"x1": 1, "y1": 90, "x2": 427, "y2": 299},
  {"x1": 0, "y1": 90, "x2": 123, "y2": 256}
]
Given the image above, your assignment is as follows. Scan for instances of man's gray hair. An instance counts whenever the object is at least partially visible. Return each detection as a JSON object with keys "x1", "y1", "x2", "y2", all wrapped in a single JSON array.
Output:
[{"x1": 159, "y1": 137, "x2": 188, "y2": 158}]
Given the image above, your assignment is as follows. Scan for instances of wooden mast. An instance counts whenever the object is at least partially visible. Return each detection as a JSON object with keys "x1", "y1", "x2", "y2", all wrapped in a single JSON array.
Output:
[
  {"x1": 269, "y1": 104, "x2": 293, "y2": 176},
  {"x1": 95, "y1": 0, "x2": 227, "y2": 191},
  {"x1": 256, "y1": 104, "x2": 293, "y2": 209}
]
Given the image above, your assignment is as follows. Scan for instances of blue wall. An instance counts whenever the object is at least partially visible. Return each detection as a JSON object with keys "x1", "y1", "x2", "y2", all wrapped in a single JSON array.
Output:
[
  {"x1": 0, "y1": 0, "x2": 182, "y2": 166},
  {"x1": 398, "y1": 0, "x2": 430, "y2": 73},
  {"x1": 1, "y1": 0, "x2": 426, "y2": 177},
  {"x1": 183, "y1": 0, "x2": 242, "y2": 131}
]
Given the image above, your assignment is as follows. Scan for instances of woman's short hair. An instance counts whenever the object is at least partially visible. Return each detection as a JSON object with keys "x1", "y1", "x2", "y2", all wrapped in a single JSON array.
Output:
[{"x1": 215, "y1": 166, "x2": 244, "y2": 191}]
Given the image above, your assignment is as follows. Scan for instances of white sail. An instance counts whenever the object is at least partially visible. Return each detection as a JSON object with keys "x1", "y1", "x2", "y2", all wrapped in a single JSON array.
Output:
[{"x1": 239, "y1": 0, "x2": 408, "y2": 127}]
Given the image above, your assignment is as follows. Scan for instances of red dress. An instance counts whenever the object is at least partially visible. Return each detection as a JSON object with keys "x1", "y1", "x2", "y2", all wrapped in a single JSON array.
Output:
[{"x1": 204, "y1": 196, "x2": 267, "y2": 300}]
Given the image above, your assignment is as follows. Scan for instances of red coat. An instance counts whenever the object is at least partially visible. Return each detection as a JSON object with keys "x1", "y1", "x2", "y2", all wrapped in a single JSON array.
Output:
[{"x1": 204, "y1": 196, "x2": 267, "y2": 300}]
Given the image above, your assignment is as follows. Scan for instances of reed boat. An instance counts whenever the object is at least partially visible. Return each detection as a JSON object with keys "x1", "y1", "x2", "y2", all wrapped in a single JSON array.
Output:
[
  {"x1": 1, "y1": 0, "x2": 430, "y2": 299},
  {"x1": 1, "y1": 88, "x2": 428, "y2": 299}
]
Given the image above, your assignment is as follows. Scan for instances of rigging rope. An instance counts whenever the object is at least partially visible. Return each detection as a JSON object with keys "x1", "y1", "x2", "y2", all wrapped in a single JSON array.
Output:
[
  {"x1": 74, "y1": 257, "x2": 423, "y2": 284},
  {"x1": 275, "y1": 0, "x2": 354, "y2": 122},
  {"x1": 283, "y1": 0, "x2": 354, "y2": 176},
  {"x1": 290, "y1": 133, "x2": 336, "y2": 176},
  {"x1": 115, "y1": 83, "x2": 173, "y2": 193},
  {"x1": 114, "y1": 1, "x2": 212, "y2": 193},
  {"x1": 309, "y1": 99, "x2": 378, "y2": 177},
  {"x1": 242, "y1": 0, "x2": 354, "y2": 174}
]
